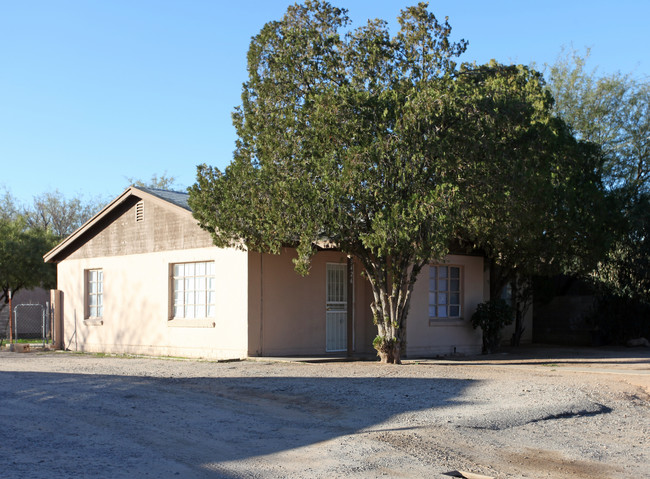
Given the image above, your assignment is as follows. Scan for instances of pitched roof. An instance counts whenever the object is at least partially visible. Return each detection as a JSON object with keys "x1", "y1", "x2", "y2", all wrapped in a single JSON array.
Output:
[
  {"x1": 136, "y1": 187, "x2": 191, "y2": 211},
  {"x1": 43, "y1": 186, "x2": 193, "y2": 263}
]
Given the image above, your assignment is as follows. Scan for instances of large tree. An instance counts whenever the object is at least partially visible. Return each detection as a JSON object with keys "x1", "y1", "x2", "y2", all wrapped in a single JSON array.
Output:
[{"x1": 190, "y1": 1, "x2": 601, "y2": 361}]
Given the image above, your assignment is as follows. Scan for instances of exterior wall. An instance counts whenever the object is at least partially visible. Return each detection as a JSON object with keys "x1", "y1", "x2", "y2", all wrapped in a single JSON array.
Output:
[
  {"x1": 247, "y1": 250, "x2": 486, "y2": 358},
  {"x1": 247, "y1": 249, "x2": 375, "y2": 357},
  {"x1": 405, "y1": 255, "x2": 485, "y2": 357},
  {"x1": 56, "y1": 246, "x2": 249, "y2": 359}
]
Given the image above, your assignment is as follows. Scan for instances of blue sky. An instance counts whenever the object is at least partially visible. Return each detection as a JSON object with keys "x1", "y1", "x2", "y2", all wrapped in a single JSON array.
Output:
[{"x1": 2, "y1": 0, "x2": 649, "y2": 205}]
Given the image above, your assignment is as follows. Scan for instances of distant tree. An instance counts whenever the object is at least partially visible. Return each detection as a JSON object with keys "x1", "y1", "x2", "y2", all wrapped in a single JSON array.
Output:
[
  {"x1": 127, "y1": 173, "x2": 181, "y2": 191},
  {"x1": 22, "y1": 190, "x2": 104, "y2": 238},
  {"x1": 0, "y1": 217, "x2": 57, "y2": 314},
  {"x1": 0, "y1": 186, "x2": 19, "y2": 221},
  {"x1": 546, "y1": 47, "x2": 650, "y2": 194},
  {"x1": 190, "y1": 2, "x2": 604, "y2": 361}
]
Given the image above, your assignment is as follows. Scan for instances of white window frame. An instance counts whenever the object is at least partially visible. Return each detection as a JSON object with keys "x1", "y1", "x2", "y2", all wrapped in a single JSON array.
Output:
[
  {"x1": 428, "y1": 264, "x2": 463, "y2": 322},
  {"x1": 85, "y1": 269, "x2": 103, "y2": 319},
  {"x1": 169, "y1": 261, "x2": 216, "y2": 324}
]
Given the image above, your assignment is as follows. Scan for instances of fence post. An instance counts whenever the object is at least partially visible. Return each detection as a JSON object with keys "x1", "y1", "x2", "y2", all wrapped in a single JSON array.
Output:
[{"x1": 8, "y1": 290, "x2": 13, "y2": 352}]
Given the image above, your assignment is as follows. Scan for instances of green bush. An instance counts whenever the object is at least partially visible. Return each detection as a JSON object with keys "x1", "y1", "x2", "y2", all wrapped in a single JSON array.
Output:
[{"x1": 471, "y1": 299, "x2": 514, "y2": 354}]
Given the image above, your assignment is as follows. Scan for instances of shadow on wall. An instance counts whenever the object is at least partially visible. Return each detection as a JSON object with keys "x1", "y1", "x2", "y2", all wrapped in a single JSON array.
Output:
[{"x1": 0, "y1": 372, "x2": 473, "y2": 478}]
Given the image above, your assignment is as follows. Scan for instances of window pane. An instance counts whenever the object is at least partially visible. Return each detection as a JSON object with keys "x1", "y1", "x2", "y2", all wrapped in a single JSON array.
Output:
[
  {"x1": 207, "y1": 291, "x2": 215, "y2": 305},
  {"x1": 207, "y1": 304, "x2": 215, "y2": 317},
  {"x1": 450, "y1": 279, "x2": 460, "y2": 292},
  {"x1": 207, "y1": 277, "x2": 215, "y2": 290},
  {"x1": 439, "y1": 266, "x2": 448, "y2": 278},
  {"x1": 428, "y1": 292, "x2": 436, "y2": 306},
  {"x1": 430, "y1": 266, "x2": 437, "y2": 279},
  {"x1": 173, "y1": 264, "x2": 183, "y2": 277},
  {"x1": 196, "y1": 277, "x2": 205, "y2": 291},
  {"x1": 89, "y1": 270, "x2": 97, "y2": 281},
  {"x1": 429, "y1": 306, "x2": 436, "y2": 317},
  {"x1": 195, "y1": 263, "x2": 205, "y2": 276},
  {"x1": 97, "y1": 305, "x2": 103, "y2": 317},
  {"x1": 449, "y1": 305, "x2": 460, "y2": 317},
  {"x1": 185, "y1": 277, "x2": 194, "y2": 290},
  {"x1": 429, "y1": 278, "x2": 435, "y2": 292},
  {"x1": 450, "y1": 293, "x2": 460, "y2": 305},
  {"x1": 437, "y1": 306, "x2": 448, "y2": 317},
  {"x1": 89, "y1": 295, "x2": 97, "y2": 306},
  {"x1": 97, "y1": 295, "x2": 103, "y2": 306},
  {"x1": 98, "y1": 282, "x2": 103, "y2": 293},
  {"x1": 98, "y1": 271, "x2": 103, "y2": 281},
  {"x1": 185, "y1": 305, "x2": 194, "y2": 318},
  {"x1": 173, "y1": 279, "x2": 183, "y2": 293},
  {"x1": 438, "y1": 292, "x2": 448, "y2": 304},
  {"x1": 450, "y1": 267, "x2": 460, "y2": 279},
  {"x1": 89, "y1": 282, "x2": 97, "y2": 293},
  {"x1": 185, "y1": 263, "x2": 195, "y2": 276},
  {"x1": 438, "y1": 279, "x2": 448, "y2": 291}
]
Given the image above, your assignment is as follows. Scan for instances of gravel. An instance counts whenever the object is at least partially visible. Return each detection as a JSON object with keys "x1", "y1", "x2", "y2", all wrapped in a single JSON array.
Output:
[{"x1": 0, "y1": 347, "x2": 648, "y2": 478}]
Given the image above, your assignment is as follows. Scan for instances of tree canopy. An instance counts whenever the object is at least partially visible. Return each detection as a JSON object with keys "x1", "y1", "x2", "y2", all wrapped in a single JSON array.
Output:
[
  {"x1": 0, "y1": 217, "x2": 57, "y2": 313},
  {"x1": 190, "y1": 1, "x2": 606, "y2": 361},
  {"x1": 546, "y1": 48, "x2": 650, "y2": 195}
]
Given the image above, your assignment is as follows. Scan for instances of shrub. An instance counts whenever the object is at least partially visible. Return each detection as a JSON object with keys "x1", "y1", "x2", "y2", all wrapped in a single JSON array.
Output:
[{"x1": 471, "y1": 299, "x2": 514, "y2": 354}]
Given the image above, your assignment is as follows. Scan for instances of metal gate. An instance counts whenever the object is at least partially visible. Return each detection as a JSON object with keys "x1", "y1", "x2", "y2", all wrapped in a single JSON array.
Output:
[
  {"x1": 326, "y1": 263, "x2": 347, "y2": 352},
  {"x1": 10, "y1": 303, "x2": 50, "y2": 346}
]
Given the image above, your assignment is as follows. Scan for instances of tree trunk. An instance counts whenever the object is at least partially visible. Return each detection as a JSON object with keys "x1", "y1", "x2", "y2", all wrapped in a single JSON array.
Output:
[{"x1": 365, "y1": 257, "x2": 425, "y2": 364}]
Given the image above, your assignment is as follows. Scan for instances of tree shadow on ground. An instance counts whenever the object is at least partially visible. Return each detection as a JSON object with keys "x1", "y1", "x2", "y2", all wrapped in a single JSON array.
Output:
[{"x1": 0, "y1": 371, "x2": 474, "y2": 478}]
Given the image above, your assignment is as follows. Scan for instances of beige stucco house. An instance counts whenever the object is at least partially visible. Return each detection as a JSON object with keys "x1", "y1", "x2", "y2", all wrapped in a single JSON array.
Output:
[{"x1": 44, "y1": 186, "x2": 530, "y2": 360}]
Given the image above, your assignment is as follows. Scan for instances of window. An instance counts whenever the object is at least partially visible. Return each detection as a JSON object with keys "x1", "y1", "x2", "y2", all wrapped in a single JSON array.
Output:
[
  {"x1": 171, "y1": 261, "x2": 215, "y2": 319},
  {"x1": 87, "y1": 269, "x2": 103, "y2": 318},
  {"x1": 429, "y1": 265, "x2": 462, "y2": 319}
]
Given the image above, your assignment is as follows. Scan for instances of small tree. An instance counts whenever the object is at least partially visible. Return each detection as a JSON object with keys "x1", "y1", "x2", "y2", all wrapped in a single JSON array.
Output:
[{"x1": 0, "y1": 217, "x2": 57, "y2": 314}]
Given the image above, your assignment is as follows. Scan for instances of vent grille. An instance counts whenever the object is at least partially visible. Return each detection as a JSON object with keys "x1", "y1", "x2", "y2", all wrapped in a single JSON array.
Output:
[{"x1": 135, "y1": 201, "x2": 144, "y2": 222}]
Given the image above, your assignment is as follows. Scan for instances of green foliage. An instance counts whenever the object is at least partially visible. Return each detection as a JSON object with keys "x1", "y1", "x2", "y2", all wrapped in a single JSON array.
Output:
[
  {"x1": 546, "y1": 47, "x2": 650, "y2": 195},
  {"x1": 471, "y1": 299, "x2": 513, "y2": 354},
  {"x1": 0, "y1": 217, "x2": 58, "y2": 312},
  {"x1": 24, "y1": 190, "x2": 103, "y2": 238},
  {"x1": 1, "y1": 186, "x2": 103, "y2": 239},
  {"x1": 592, "y1": 194, "x2": 650, "y2": 303},
  {"x1": 547, "y1": 48, "x2": 650, "y2": 341},
  {"x1": 189, "y1": 2, "x2": 603, "y2": 361}
]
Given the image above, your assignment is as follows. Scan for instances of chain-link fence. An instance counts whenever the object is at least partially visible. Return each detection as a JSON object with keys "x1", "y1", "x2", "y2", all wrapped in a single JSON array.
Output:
[{"x1": 1, "y1": 303, "x2": 50, "y2": 346}]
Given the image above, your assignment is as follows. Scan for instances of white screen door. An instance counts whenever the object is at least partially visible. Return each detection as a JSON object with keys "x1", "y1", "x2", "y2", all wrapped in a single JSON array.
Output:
[{"x1": 326, "y1": 263, "x2": 347, "y2": 352}]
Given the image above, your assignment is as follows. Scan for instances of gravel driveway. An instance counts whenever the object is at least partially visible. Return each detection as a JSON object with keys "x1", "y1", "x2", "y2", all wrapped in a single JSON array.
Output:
[{"x1": 1, "y1": 347, "x2": 648, "y2": 478}]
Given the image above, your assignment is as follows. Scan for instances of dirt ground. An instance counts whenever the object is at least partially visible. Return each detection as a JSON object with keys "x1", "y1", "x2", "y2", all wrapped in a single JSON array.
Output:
[{"x1": 0, "y1": 345, "x2": 648, "y2": 479}]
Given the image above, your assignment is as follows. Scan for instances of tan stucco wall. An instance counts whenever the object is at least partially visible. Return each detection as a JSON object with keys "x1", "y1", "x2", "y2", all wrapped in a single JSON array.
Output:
[
  {"x1": 405, "y1": 255, "x2": 485, "y2": 357},
  {"x1": 247, "y1": 249, "x2": 375, "y2": 357},
  {"x1": 57, "y1": 246, "x2": 249, "y2": 359},
  {"x1": 246, "y1": 250, "x2": 485, "y2": 358}
]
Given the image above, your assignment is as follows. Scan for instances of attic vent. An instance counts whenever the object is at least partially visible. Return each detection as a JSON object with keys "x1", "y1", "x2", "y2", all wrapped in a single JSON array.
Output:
[{"x1": 135, "y1": 201, "x2": 144, "y2": 222}]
